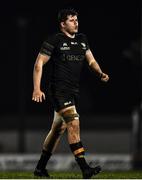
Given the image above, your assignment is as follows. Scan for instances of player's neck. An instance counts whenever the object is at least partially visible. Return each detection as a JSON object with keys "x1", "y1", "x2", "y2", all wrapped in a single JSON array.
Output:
[{"x1": 62, "y1": 30, "x2": 75, "y2": 39}]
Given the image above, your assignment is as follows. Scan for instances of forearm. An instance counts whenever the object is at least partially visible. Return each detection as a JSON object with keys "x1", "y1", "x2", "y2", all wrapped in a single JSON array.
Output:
[
  {"x1": 85, "y1": 49, "x2": 103, "y2": 77},
  {"x1": 33, "y1": 53, "x2": 49, "y2": 91},
  {"x1": 89, "y1": 61, "x2": 103, "y2": 77},
  {"x1": 33, "y1": 64, "x2": 43, "y2": 91},
  {"x1": 86, "y1": 50, "x2": 109, "y2": 81}
]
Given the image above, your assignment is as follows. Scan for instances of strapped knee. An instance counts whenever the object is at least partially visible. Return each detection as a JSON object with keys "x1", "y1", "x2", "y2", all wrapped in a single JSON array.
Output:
[{"x1": 62, "y1": 112, "x2": 79, "y2": 123}]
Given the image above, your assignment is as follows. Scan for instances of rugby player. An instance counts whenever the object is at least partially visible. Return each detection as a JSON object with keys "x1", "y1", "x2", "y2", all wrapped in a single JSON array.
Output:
[{"x1": 32, "y1": 8, "x2": 109, "y2": 179}]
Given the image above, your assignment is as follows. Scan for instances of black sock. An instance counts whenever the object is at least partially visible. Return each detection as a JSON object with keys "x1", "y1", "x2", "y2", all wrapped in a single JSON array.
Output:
[
  {"x1": 75, "y1": 156, "x2": 90, "y2": 171},
  {"x1": 36, "y1": 150, "x2": 52, "y2": 170},
  {"x1": 70, "y1": 141, "x2": 89, "y2": 171}
]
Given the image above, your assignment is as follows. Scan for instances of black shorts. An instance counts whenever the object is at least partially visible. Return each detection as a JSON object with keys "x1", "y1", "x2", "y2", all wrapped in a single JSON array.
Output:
[{"x1": 50, "y1": 92, "x2": 79, "y2": 112}]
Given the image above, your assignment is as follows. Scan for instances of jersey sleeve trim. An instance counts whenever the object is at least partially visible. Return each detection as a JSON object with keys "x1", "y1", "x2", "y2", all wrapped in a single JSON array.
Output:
[{"x1": 39, "y1": 34, "x2": 58, "y2": 56}]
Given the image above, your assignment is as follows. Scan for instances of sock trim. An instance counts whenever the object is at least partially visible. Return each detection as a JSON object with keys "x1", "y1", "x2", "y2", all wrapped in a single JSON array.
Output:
[{"x1": 74, "y1": 147, "x2": 84, "y2": 155}]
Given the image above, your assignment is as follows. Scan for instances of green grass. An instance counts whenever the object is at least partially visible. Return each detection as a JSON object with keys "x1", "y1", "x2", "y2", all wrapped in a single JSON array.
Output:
[{"x1": 0, "y1": 171, "x2": 142, "y2": 179}]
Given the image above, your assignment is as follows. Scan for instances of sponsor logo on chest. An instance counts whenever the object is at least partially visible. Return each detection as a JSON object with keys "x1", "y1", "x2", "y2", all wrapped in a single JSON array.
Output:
[
  {"x1": 60, "y1": 42, "x2": 70, "y2": 50},
  {"x1": 60, "y1": 41, "x2": 79, "y2": 51}
]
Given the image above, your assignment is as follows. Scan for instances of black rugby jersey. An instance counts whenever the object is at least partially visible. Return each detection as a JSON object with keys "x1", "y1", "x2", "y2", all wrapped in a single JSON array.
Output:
[{"x1": 40, "y1": 32, "x2": 89, "y2": 94}]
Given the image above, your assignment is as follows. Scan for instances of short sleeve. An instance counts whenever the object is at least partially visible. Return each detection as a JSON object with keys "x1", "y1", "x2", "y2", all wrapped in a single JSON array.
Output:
[
  {"x1": 81, "y1": 34, "x2": 90, "y2": 51},
  {"x1": 40, "y1": 34, "x2": 58, "y2": 56}
]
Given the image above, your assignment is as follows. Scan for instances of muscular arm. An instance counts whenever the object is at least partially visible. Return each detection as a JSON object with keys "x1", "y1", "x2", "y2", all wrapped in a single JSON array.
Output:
[
  {"x1": 85, "y1": 49, "x2": 109, "y2": 82},
  {"x1": 85, "y1": 49, "x2": 102, "y2": 76},
  {"x1": 32, "y1": 53, "x2": 50, "y2": 102}
]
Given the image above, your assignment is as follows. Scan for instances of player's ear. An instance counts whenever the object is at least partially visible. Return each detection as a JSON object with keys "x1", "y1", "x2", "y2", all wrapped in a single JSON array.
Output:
[{"x1": 61, "y1": 22, "x2": 65, "y2": 28}]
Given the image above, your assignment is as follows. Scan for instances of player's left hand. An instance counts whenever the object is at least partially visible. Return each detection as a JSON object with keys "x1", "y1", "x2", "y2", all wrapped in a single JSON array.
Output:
[{"x1": 100, "y1": 73, "x2": 109, "y2": 82}]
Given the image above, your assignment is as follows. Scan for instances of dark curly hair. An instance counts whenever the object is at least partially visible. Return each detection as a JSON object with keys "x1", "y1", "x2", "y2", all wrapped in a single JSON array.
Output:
[{"x1": 58, "y1": 8, "x2": 78, "y2": 23}]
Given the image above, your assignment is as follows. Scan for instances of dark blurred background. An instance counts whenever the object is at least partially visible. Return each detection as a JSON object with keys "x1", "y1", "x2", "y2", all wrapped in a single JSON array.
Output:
[{"x1": 0, "y1": 0, "x2": 141, "y2": 164}]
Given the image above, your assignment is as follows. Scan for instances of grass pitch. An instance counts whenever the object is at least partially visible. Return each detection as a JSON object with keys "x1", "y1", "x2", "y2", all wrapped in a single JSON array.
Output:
[{"x1": 0, "y1": 171, "x2": 142, "y2": 179}]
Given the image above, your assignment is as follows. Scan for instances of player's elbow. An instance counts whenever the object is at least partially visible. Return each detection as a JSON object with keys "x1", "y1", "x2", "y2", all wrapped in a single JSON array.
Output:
[{"x1": 34, "y1": 63, "x2": 42, "y2": 72}]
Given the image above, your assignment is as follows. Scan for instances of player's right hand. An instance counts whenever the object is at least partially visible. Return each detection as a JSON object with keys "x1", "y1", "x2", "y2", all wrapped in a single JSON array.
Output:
[
  {"x1": 32, "y1": 90, "x2": 45, "y2": 103},
  {"x1": 100, "y1": 72, "x2": 109, "y2": 82}
]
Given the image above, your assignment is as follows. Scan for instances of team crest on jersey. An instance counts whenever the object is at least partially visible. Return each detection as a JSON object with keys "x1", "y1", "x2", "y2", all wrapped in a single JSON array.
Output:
[{"x1": 81, "y1": 43, "x2": 86, "y2": 49}]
